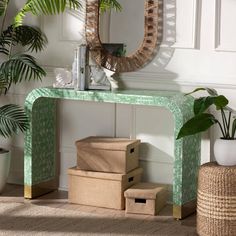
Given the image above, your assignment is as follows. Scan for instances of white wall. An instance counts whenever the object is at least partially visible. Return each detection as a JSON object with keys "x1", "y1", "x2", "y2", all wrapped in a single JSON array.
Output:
[{"x1": 2, "y1": 0, "x2": 236, "y2": 190}]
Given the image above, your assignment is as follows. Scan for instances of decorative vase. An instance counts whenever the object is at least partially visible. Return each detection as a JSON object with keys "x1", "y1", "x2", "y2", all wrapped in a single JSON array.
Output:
[
  {"x1": 0, "y1": 149, "x2": 11, "y2": 193},
  {"x1": 214, "y1": 139, "x2": 236, "y2": 166}
]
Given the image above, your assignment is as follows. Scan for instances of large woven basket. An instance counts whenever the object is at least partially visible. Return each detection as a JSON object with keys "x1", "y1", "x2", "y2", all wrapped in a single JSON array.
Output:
[{"x1": 197, "y1": 162, "x2": 236, "y2": 236}]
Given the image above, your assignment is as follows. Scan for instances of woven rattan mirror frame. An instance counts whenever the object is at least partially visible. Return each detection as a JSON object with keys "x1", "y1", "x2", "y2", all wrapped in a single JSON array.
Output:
[{"x1": 86, "y1": 0, "x2": 162, "y2": 72}]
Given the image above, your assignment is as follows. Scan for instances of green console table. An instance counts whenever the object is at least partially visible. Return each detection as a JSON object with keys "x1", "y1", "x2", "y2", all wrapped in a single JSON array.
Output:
[{"x1": 24, "y1": 87, "x2": 201, "y2": 219}]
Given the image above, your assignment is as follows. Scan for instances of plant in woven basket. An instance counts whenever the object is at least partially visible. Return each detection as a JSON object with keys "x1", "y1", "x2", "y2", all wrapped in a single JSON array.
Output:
[
  {"x1": 177, "y1": 87, "x2": 236, "y2": 166},
  {"x1": 0, "y1": 0, "x2": 81, "y2": 193}
]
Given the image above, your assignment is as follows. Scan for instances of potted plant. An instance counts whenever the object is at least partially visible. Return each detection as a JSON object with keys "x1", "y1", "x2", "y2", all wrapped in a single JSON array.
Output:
[
  {"x1": 177, "y1": 88, "x2": 236, "y2": 166},
  {"x1": 0, "y1": 0, "x2": 83, "y2": 193},
  {"x1": 0, "y1": 0, "x2": 122, "y2": 193},
  {"x1": 0, "y1": 104, "x2": 28, "y2": 193}
]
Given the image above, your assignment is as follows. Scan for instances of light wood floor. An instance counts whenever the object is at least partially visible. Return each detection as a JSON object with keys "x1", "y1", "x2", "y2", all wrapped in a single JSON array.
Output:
[{"x1": 0, "y1": 184, "x2": 196, "y2": 224}]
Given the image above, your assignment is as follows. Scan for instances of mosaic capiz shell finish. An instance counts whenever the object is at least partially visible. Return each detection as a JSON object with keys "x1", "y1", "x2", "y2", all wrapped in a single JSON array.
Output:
[{"x1": 24, "y1": 87, "x2": 201, "y2": 205}]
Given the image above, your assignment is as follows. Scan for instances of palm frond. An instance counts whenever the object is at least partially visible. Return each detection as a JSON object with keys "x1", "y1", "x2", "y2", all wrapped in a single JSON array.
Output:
[
  {"x1": 0, "y1": 104, "x2": 28, "y2": 138},
  {"x1": 0, "y1": 54, "x2": 46, "y2": 89},
  {"x1": 0, "y1": 76, "x2": 8, "y2": 94},
  {"x1": 0, "y1": 44, "x2": 9, "y2": 55},
  {"x1": 66, "y1": 0, "x2": 82, "y2": 9},
  {"x1": 14, "y1": 0, "x2": 82, "y2": 27},
  {"x1": 100, "y1": 0, "x2": 122, "y2": 13},
  {"x1": 2, "y1": 25, "x2": 48, "y2": 52},
  {"x1": 0, "y1": 0, "x2": 8, "y2": 16},
  {"x1": 0, "y1": 33, "x2": 11, "y2": 55}
]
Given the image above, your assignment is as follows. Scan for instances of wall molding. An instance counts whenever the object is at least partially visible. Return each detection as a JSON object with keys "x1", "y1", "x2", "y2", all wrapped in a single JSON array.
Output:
[
  {"x1": 215, "y1": 0, "x2": 221, "y2": 50},
  {"x1": 215, "y1": 0, "x2": 236, "y2": 52},
  {"x1": 120, "y1": 71, "x2": 236, "y2": 90},
  {"x1": 44, "y1": 66, "x2": 236, "y2": 91},
  {"x1": 7, "y1": 66, "x2": 236, "y2": 98},
  {"x1": 172, "y1": 0, "x2": 200, "y2": 49}
]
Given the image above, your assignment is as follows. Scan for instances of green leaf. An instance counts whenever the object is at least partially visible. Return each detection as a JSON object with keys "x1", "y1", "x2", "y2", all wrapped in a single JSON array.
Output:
[
  {"x1": 185, "y1": 88, "x2": 207, "y2": 96},
  {"x1": 206, "y1": 88, "x2": 218, "y2": 96},
  {"x1": 2, "y1": 25, "x2": 48, "y2": 52},
  {"x1": 0, "y1": 34, "x2": 11, "y2": 55},
  {"x1": 194, "y1": 96, "x2": 215, "y2": 115},
  {"x1": 0, "y1": 78, "x2": 8, "y2": 93},
  {"x1": 177, "y1": 113, "x2": 218, "y2": 139},
  {"x1": 14, "y1": 0, "x2": 81, "y2": 27},
  {"x1": 213, "y1": 95, "x2": 228, "y2": 110},
  {"x1": 0, "y1": 53, "x2": 46, "y2": 90},
  {"x1": 0, "y1": 104, "x2": 28, "y2": 138},
  {"x1": 0, "y1": 44, "x2": 9, "y2": 55},
  {"x1": 193, "y1": 95, "x2": 229, "y2": 115},
  {"x1": 185, "y1": 87, "x2": 218, "y2": 96},
  {"x1": 231, "y1": 118, "x2": 236, "y2": 139}
]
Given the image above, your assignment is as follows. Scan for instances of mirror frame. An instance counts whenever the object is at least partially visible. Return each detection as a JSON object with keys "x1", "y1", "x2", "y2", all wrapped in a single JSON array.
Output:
[{"x1": 86, "y1": 0, "x2": 162, "y2": 72}]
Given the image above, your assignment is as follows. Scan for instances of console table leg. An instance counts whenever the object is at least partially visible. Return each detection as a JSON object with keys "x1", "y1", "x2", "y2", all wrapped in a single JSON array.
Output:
[
  {"x1": 24, "y1": 178, "x2": 59, "y2": 199},
  {"x1": 24, "y1": 97, "x2": 58, "y2": 199},
  {"x1": 172, "y1": 115, "x2": 201, "y2": 219},
  {"x1": 173, "y1": 200, "x2": 197, "y2": 219}
]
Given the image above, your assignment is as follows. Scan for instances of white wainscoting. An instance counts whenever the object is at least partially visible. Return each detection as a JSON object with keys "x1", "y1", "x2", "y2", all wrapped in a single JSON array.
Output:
[
  {"x1": 58, "y1": 104, "x2": 175, "y2": 190},
  {"x1": 215, "y1": 0, "x2": 236, "y2": 52},
  {"x1": 173, "y1": 0, "x2": 200, "y2": 49}
]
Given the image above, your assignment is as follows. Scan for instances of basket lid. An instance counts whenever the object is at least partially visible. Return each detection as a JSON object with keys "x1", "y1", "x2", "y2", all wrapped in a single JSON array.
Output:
[
  {"x1": 124, "y1": 182, "x2": 167, "y2": 199},
  {"x1": 68, "y1": 167, "x2": 143, "y2": 181},
  {"x1": 75, "y1": 136, "x2": 140, "y2": 151}
]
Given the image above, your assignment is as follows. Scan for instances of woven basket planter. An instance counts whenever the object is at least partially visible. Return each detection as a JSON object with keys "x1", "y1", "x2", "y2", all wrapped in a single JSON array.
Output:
[{"x1": 197, "y1": 162, "x2": 236, "y2": 236}]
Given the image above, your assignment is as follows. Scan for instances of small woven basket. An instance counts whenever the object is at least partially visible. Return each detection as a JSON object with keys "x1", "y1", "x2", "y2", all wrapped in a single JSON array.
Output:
[{"x1": 197, "y1": 162, "x2": 236, "y2": 236}]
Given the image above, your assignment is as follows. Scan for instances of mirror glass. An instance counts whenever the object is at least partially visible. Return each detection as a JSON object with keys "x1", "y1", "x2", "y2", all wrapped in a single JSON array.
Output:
[
  {"x1": 99, "y1": 0, "x2": 145, "y2": 56},
  {"x1": 86, "y1": 0, "x2": 161, "y2": 72}
]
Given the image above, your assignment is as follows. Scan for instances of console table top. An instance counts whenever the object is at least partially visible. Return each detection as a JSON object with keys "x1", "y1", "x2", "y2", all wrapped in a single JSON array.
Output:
[{"x1": 25, "y1": 87, "x2": 194, "y2": 112}]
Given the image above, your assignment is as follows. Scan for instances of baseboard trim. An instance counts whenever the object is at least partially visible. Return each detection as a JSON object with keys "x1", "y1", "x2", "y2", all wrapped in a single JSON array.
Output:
[{"x1": 8, "y1": 170, "x2": 24, "y2": 185}]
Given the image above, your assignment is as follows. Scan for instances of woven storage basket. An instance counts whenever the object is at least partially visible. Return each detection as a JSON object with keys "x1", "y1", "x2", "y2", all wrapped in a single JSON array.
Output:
[
  {"x1": 197, "y1": 162, "x2": 236, "y2": 236},
  {"x1": 76, "y1": 136, "x2": 140, "y2": 173}
]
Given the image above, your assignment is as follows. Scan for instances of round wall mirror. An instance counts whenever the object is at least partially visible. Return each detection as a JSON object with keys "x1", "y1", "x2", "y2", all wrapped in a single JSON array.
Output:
[{"x1": 86, "y1": 0, "x2": 163, "y2": 73}]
